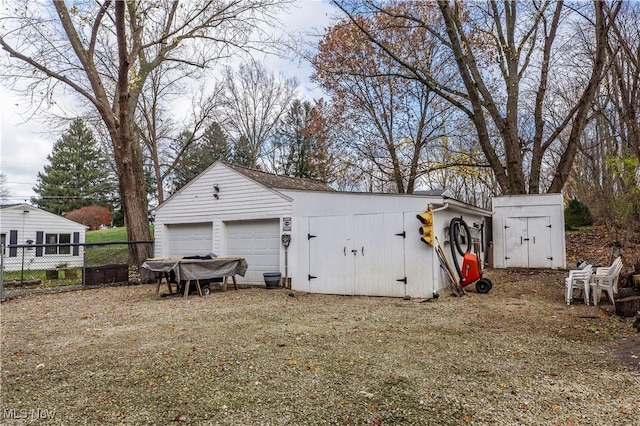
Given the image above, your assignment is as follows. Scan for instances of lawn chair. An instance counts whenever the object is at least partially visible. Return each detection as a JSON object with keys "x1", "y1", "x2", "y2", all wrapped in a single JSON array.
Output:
[
  {"x1": 590, "y1": 257, "x2": 623, "y2": 307},
  {"x1": 565, "y1": 264, "x2": 593, "y2": 305}
]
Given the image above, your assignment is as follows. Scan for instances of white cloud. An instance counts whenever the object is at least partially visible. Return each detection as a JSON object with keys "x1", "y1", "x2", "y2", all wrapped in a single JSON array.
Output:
[
  {"x1": 0, "y1": 0, "x2": 338, "y2": 204},
  {"x1": 0, "y1": 87, "x2": 55, "y2": 203}
]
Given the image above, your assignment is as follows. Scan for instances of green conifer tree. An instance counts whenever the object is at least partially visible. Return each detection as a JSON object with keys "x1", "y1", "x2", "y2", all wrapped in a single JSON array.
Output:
[
  {"x1": 171, "y1": 122, "x2": 233, "y2": 191},
  {"x1": 32, "y1": 119, "x2": 115, "y2": 215}
]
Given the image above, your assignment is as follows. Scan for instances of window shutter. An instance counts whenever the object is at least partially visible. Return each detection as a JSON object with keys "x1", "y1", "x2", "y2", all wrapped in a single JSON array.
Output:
[
  {"x1": 36, "y1": 231, "x2": 44, "y2": 257},
  {"x1": 73, "y1": 232, "x2": 79, "y2": 256},
  {"x1": 9, "y1": 230, "x2": 17, "y2": 257}
]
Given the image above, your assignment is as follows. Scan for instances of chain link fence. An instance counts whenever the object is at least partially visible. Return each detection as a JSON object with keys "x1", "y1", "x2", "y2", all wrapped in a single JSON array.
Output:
[{"x1": 0, "y1": 241, "x2": 153, "y2": 298}]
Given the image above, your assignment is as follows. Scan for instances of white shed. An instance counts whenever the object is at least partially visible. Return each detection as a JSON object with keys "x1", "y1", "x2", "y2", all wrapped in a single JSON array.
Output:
[
  {"x1": 153, "y1": 162, "x2": 492, "y2": 299},
  {"x1": 0, "y1": 203, "x2": 87, "y2": 272},
  {"x1": 491, "y1": 194, "x2": 566, "y2": 269}
]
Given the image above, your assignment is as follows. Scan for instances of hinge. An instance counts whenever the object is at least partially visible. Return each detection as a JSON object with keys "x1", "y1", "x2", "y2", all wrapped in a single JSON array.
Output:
[
  {"x1": 396, "y1": 277, "x2": 407, "y2": 284},
  {"x1": 307, "y1": 234, "x2": 316, "y2": 240},
  {"x1": 395, "y1": 231, "x2": 406, "y2": 238},
  {"x1": 308, "y1": 274, "x2": 317, "y2": 280}
]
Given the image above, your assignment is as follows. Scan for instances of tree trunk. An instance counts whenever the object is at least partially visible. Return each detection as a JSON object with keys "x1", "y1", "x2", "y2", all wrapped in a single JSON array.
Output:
[{"x1": 114, "y1": 1, "x2": 152, "y2": 266}]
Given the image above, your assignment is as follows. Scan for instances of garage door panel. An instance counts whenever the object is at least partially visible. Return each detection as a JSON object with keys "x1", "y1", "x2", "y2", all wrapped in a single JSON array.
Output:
[
  {"x1": 166, "y1": 223, "x2": 213, "y2": 258},
  {"x1": 226, "y1": 220, "x2": 280, "y2": 285}
]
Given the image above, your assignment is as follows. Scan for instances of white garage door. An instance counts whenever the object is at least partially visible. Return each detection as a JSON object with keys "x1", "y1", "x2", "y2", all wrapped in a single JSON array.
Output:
[
  {"x1": 166, "y1": 223, "x2": 213, "y2": 258},
  {"x1": 226, "y1": 220, "x2": 280, "y2": 285}
]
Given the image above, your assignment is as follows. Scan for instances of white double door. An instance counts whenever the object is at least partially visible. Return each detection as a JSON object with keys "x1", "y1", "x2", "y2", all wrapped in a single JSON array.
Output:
[
  {"x1": 308, "y1": 213, "x2": 429, "y2": 297},
  {"x1": 504, "y1": 216, "x2": 552, "y2": 268}
]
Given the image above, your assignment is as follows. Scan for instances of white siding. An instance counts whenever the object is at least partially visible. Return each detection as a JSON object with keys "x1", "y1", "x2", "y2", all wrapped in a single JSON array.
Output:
[
  {"x1": 154, "y1": 162, "x2": 292, "y2": 258},
  {"x1": 0, "y1": 204, "x2": 86, "y2": 271}
]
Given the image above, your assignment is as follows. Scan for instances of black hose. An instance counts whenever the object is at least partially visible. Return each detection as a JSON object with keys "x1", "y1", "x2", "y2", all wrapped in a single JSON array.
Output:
[{"x1": 449, "y1": 217, "x2": 471, "y2": 280}]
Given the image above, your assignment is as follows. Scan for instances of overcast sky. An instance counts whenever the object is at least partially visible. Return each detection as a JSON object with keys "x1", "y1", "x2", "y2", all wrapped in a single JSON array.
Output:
[{"x1": 0, "y1": 0, "x2": 337, "y2": 204}]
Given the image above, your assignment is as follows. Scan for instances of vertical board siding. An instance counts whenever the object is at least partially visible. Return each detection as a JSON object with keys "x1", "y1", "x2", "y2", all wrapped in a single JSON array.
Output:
[{"x1": 492, "y1": 194, "x2": 566, "y2": 269}]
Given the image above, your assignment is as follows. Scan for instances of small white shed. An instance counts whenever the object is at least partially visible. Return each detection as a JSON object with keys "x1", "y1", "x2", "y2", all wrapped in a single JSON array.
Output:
[
  {"x1": 0, "y1": 203, "x2": 87, "y2": 272},
  {"x1": 153, "y1": 162, "x2": 492, "y2": 299},
  {"x1": 491, "y1": 194, "x2": 566, "y2": 269}
]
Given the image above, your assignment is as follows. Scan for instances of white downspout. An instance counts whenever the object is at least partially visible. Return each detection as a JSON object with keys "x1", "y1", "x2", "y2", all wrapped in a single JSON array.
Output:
[{"x1": 429, "y1": 202, "x2": 450, "y2": 297}]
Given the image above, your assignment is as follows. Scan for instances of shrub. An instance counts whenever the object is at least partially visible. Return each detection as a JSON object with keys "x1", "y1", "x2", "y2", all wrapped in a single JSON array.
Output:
[
  {"x1": 564, "y1": 198, "x2": 593, "y2": 229},
  {"x1": 66, "y1": 205, "x2": 112, "y2": 230}
]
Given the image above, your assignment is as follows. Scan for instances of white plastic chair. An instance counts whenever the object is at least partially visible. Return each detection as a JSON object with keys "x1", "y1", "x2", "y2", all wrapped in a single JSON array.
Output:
[
  {"x1": 565, "y1": 264, "x2": 593, "y2": 305},
  {"x1": 590, "y1": 257, "x2": 623, "y2": 307}
]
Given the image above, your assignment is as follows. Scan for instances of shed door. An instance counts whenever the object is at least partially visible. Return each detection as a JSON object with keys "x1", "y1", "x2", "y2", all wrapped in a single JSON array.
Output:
[
  {"x1": 504, "y1": 216, "x2": 552, "y2": 268},
  {"x1": 353, "y1": 213, "x2": 406, "y2": 297},
  {"x1": 226, "y1": 220, "x2": 280, "y2": 285},
  {"x1": 308, "y1": 213, "x2": 408, "y2": 297},
  {"x1": 308, "y1": 216, "x2": 353, "y2": 295},
  {"x1": 526, "y1": 217, "x2": 553, "y2": 268},
  {"x1": 166, "y1": 223, "x2": 213, "y2": 258}
]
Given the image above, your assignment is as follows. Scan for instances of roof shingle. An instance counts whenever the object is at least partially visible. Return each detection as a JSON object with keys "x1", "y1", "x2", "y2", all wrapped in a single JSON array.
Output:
[{"x1": 224, "y1": 163, "x2": 334, "y2": 192}]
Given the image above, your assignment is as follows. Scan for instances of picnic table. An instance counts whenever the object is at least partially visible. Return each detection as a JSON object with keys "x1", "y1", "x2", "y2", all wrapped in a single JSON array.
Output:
[{"x1": 141, "y1": 257, "x2": 248, "y2": 298}]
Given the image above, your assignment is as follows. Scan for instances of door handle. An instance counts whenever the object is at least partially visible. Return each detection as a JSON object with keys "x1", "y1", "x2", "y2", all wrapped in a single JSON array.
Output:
[
  {"x1": 361, "y1": 246, "x2": 364, "y2": 256},
  {"x1": 344, "y1": 247, "x2": 346, "y2": 256},
  {"x1": 351, "y1": 249, "x2": 358, "y2": 255}
]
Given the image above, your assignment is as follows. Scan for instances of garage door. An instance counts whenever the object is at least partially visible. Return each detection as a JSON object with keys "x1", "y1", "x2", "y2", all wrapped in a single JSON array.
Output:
[
  {"x1": 166, "y1": 223, "x2": 213, "y2": 257},
  {"x1": 226, "y1": 220, "x2": 280, "y2": 285}
]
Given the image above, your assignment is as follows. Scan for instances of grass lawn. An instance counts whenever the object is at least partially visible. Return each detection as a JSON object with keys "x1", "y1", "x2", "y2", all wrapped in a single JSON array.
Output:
[
  {"x1": 86, "y1": 226, "x2": 131, "y2": 243},
  {"x1": 84, "y1": 226, "x2": 153, "y2": 266}
]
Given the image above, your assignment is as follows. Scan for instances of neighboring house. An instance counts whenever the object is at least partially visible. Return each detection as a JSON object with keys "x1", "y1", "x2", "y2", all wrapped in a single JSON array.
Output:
[
  {"x1": 153, "y1": 161, "x2": 492, "y2": 299},
  {"x1": 0, "y1": 203, "x2": 87, "y2": 272}
]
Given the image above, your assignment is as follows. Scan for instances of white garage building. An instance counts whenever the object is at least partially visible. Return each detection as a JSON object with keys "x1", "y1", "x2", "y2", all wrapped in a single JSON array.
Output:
[{"x1": 153, "y1": 162, "x2": 492, "y2": 299}]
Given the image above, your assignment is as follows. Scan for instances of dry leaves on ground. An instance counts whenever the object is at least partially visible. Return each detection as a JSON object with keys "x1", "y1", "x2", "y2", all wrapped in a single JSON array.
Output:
[{"x1": 1, "y1": 268, "x2": 639, "y2": 426}]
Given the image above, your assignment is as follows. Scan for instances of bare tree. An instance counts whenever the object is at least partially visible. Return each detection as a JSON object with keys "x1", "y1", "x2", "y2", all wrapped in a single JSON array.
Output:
[
  {"x1": 333, "y1": 0, "x2": 620, "y2": 195},
  {"x1": 0, "y1": 173, "x2": 10, "y2": 204},
  {"x1": 312, "y1": 10, "x2": 455, "y2": 193},
  {"x1": 607, "y1": 2, "x2": 640, "y2": 161},
  {"x1": 138, "y1": 66, "x2": 223, "y2": 204},
  {"x1": 1, "y1": 0, "x2": 288, "y2": 265},
  {"x1": 221, "y1": 60, "x2": 298, "y2": 168}
]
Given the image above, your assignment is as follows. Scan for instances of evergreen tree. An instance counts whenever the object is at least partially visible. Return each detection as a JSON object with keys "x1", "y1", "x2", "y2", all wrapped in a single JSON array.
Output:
[
  {"x1": 564, "y1": 198, "x2": 593, "y2": 230},
  {"x1": 231, "y1": 135, "x2": 254, "y2": 168},
  {"x1": 171, "y1": 123, "x2": 233, "y2": 190},
  {"x1": 32, "y1": 119, "x2": 115, "y2": 215},
  {"x1": 273, "y1": 99, "x2": 333, "y2": 181}
]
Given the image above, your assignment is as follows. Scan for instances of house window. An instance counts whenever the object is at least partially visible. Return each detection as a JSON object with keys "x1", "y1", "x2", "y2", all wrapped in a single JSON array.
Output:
[
  {"x1": 45, "y1": 234, "x2": 57, "y2": 255},
  {"x1": 45, "y1": 233, "x2": 72, "y2": 255},
  {"x1": 59, "y1": 233, "x2": 71, "y2": 255}
]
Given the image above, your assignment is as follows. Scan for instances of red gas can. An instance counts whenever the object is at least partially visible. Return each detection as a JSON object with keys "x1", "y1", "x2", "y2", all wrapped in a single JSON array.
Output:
[{"x1": 460, "y1": 252, "x2": 481, "y2": 287}]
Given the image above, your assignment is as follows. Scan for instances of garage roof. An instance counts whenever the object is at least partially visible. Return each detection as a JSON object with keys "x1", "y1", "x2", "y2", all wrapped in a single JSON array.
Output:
[{"x1": 224, "y1": 162, "x2": 334, "y2": 192}]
